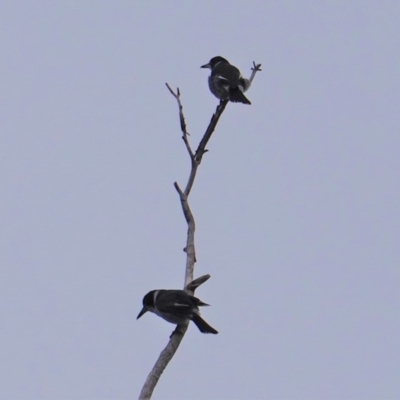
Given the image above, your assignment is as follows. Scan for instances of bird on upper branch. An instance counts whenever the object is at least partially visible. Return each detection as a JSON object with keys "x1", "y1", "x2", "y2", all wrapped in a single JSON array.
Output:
[{"x1": 201, "y1": 56, "x2": 251, "y2": 104}]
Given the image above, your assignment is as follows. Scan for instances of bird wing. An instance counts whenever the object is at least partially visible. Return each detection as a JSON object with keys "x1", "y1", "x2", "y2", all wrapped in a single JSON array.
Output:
[
  {"x1": 212, "y1": 63, "x2": 241, "y2": 87},
  {"x1": 156, "y1": 291, "x2": 195, "y2": 317}
]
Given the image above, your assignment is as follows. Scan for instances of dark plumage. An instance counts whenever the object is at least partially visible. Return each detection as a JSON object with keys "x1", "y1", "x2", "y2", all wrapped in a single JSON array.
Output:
[
  {"x1": 201, "y1": 56, "x2": 251, "y2": 104},
  {"x1": 137, "y1": 289, "x2": 218, "y2": 334}
]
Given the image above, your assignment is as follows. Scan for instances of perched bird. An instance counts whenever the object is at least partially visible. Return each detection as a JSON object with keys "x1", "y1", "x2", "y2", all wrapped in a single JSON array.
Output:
[
  {"x1": 137, "y1": 289, "x2": 218, "y2": 334},
  {"x1": 201, "y1": 56, "x2": 251, "y2": 104}
]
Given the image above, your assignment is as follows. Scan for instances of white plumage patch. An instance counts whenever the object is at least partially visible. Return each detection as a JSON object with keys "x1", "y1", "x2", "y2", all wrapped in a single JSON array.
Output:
[
  {"x1": 153, "y1": 290, "x2": 160, "y2": 304},
  {"x1": 174, "y1": 302, "x2": 190, "y2": 307},
  {"x1": 239, "y1": 78, "x2": 251, "y2": 93}
]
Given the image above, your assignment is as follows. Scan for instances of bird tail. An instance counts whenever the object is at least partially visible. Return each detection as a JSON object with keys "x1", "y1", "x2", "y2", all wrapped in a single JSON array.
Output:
[
  {"x1": 229, "y1": 88, "x2": 251, "y2": 105},
  {"x1": 192, "y1": 314, "x2": 218, "y2": 334}
]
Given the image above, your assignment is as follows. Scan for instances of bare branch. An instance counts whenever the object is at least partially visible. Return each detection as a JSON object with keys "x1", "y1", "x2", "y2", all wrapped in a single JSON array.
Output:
[
  {"x1": 138, "y1": 323, "x2": 188, "y2": 400},
  {"x1": 139, "y1": 65, "x2": 261, "y2": 399},
  {"x1": 138, "y1": 89, "x2": 200, "y2": 399},
  {"x1": 194, "y1": 99, "x2": 229, "y2": 163},
  {"x1": 166, "y1": 83, "x2": 200, "y2": 196},
  {"x1": 249, "y1": 62, "x2": 262, "y2": 84},
  {"x1": 174, "y1": 182, "x2": 196, "y2": 284},
  {"x1": 165, "y1": 83, "x2": 194, "y2": 160},
  {"x1": 185, "y1": 274, "x2": 211, "y2": 292}
]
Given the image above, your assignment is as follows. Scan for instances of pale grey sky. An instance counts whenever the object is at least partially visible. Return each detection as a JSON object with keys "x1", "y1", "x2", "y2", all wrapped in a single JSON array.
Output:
[{"x1": 1, "y1": 1, "x2": 399, "y2": 399}]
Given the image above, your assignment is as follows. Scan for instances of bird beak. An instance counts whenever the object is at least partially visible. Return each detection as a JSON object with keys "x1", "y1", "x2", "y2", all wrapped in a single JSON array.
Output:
[
  {"x1": 201, "y1": 62, "x2": 211, "y2": 69},
  {"x1": 137, "y1": 306, "x2": 148, "y2": 319}
]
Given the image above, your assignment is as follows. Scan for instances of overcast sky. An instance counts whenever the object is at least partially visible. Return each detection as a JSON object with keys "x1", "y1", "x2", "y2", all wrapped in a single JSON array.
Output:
[{"x1": 1, "y1": 1, "x2": 399, "y2": 399}]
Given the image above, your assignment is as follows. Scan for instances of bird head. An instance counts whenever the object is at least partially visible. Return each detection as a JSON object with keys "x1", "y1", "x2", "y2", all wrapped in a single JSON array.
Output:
[
  {"x1": 136, "y1": 290, "x2": 157, "y2": 319},
  {"x1": 201, "y1": 56, "x2": 229, "y2": 69}
]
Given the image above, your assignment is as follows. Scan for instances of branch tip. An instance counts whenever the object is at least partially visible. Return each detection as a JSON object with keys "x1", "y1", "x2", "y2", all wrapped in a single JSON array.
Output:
[
  {"x1": 173, "y1": 182, "x2": 184, "y2": 196},
  {"x1": 185, "y1": 274, "x2": 211, "y2": 291},
  {"x1": 252, "y1": 62, "x2": 262, "y2": 71}
]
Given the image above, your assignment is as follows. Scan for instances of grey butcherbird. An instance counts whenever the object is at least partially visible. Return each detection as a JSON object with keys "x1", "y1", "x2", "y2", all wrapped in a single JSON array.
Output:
[
  {"x1": 201, "y1": 56, "x2": 251, "y2": 104},
  {"x1": 137, "y1": 289, "x2": 218, "y2": 334}
]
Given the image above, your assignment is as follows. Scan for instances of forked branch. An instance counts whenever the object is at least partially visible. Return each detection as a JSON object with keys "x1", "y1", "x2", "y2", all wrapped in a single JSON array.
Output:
[{"x1": 138, "y1": 62, "x2": 261, "y2": 399}]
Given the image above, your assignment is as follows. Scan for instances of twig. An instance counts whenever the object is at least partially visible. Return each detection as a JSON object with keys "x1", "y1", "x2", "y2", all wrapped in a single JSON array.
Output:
[
  {"x1": 165, "y1": 83, "x2": 199, "y2": 196},
  {"x1": 249, "y1": 62, "x2": 262, "y2": 84},
  {"x1": 165, "y1": 83, "x2": 195, "y2": 161},
  {"x1": 185, "y1": 274, "x2": 210, "y2": 292}
]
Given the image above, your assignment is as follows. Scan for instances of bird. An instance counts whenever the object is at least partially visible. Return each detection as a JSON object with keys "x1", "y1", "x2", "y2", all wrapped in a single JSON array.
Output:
[
  {"x1": 137, "y1": 289, "x2": 218, "y2": 334},
  {"x1": 201, "y1": 56, "x2": 251, "y2": 104}
]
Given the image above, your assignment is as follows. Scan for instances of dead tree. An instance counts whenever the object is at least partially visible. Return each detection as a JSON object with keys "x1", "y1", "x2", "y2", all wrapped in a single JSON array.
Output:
[{"x1": 138, "y1": 62, "x2": 262, "y2": 400}]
